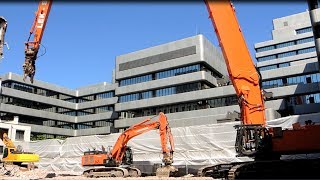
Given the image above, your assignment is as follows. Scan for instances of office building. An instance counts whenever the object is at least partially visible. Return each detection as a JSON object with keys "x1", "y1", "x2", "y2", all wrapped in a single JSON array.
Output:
[
  {"x1": 256, "y1": 9, "x2": 320, "y2": 116},
  {"x1": 1, "y1": 9, "x2": 319, "y2": 138}
]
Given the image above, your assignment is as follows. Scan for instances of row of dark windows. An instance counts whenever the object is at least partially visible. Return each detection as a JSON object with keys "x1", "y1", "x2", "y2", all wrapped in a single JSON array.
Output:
[
  {"x1": 287, "y1": 92, "x2": 320, "y2": 106},
  {"x1": 262, "y1": 73, "x2": 320, "y2": 89},
  {"x1": 296, "y1": 27, "x2": 313, "y2": 34},
  {"x1": 119, "y1": 64, "x2": 201, "y2": 87},
  {"x1": 0, "y1": 112, "x2": 114, "y2": 130},
  {"x1": 256, "y1": 36, "x2": 314, "y2": 53},
  {"x1": 0, "y1": 95, "x2": 114, "y2": 116},
  {"x1": 257, "y1": 47, "x2": 316, "y2": 62},
  {"x1": 119, "y1": 82, "x2": 202, "y2": 103},
  {"x1": 258, "y1": 62, "x2": 290, "y2": 72},
  {"x1": 119, "y1": 95, "x2": 238, "y2": 119},
  {"x1": 2, "y1": 81, "x2": 115, "y2": 103}
]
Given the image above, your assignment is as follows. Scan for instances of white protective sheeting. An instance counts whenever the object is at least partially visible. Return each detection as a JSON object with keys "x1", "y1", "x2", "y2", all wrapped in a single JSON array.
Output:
[{"x1": 13, "y1": 113, "x2": 320, "y2": 173}]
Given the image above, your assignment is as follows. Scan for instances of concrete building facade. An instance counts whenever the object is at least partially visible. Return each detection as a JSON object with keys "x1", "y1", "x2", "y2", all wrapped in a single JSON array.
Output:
[
  {"x1": 255, "y1": 9, "x2": 320, "y2": 117},
  {"x1": 0, "y1": 72, "x2": 118, "y2": 139},
  {"x1": 0, "y1": 9, "x2": 319, "y2": 139}
]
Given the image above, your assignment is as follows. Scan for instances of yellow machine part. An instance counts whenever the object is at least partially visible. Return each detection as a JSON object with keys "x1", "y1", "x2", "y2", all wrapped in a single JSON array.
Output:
[{"x1": 3, "y1": 153, "x2": 39, "y2": 163}]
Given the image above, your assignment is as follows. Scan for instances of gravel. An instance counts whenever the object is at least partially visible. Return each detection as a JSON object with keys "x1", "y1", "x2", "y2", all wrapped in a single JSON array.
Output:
[{"x1": 0, "y1": 166, "x2": 213, "y2": 180}]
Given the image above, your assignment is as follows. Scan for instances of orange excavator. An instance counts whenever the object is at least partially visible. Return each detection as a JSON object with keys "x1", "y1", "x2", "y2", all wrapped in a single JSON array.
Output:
[
  {"x1": 81, "y1": 112, "x2": 177, "y2": 178},
  {"x1": 23, "y1": 0, "x2": 52, "y2": 83},
  {"x1": 198, "y1": 0, "x2": 320, "y2": 179}
]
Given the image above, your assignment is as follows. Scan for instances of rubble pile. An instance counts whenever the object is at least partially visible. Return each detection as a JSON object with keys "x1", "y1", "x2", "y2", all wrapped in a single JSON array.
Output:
[{"x1": 0, "y1": 165, "x2": 50, "y2": 179}]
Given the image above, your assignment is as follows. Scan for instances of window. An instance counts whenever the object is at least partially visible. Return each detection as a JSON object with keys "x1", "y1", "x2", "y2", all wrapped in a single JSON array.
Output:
[
  {"x1": 262, "y1": 73, "x2": 320, "y2": 89},
  {"x1": 296, "y1": 37, "x2": 314, "y2": 44},
  {"x1": 276, "y1": 41, "x2": 294, "y2": 49},
  {"x1": 278, "y1": 51, "x2": 296, "y2": 58},
  {"x1": 96, "y1": 91, "x2": 114, "y2": 100},
  {"x1": 256, "y1": 45, "x2": 275, "y2": 53},
  {"x1": 119, "y1": 74, "x2": 152, "y2": 87},
  {"x1": 259, "y1": 65, "x2": 277, "y2": 71},
  {"x1": 278, "y1": 62, "x2": 290, "y2": 68},
  {"x1": 257, "y1": 55, "x2": 276, "y2": 62},
  {"x1": 297, "y1": 47, "x2": 316, "y2": 54},
  {"x1": 15, "y1": 130, "x2": 24, "y2": 141},
  {"x1": 296, "y1": 27, "x2": 312, "y2": 34}
]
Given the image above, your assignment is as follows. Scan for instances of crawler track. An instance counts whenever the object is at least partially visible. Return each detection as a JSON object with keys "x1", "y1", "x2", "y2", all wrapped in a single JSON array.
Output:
[
  {"x1": 199, "y1": 158, "x2": 320, "y2": 179},
  {"x1": 83, "y1": 167, "x2": 129, "y2": 178}
]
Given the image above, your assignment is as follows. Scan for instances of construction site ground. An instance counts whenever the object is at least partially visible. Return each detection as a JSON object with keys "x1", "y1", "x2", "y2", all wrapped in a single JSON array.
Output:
[{"x1": 0, "y1": 165, "x2": 213, "y2": 180}]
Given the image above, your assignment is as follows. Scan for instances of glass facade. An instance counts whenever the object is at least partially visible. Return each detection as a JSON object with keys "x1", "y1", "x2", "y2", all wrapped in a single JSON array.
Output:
[
  {"x1": 256, "y1": 45, "x2": 275, "y2": 53},
  {"x1": 262, "y1": 73, "x2": 320, "y2": 89},
  {"x1": 119, "y1": 82, "x2": 202, "y2": 103},
  {"x1": 2, "y1": 81, "x2": 115, "y2": 103},
  {"x1": 156, "y1": 64, "x2": 201, "y2": 79},
  {"x1": 296, "y1": 27, "x2": 312, "y2": 34},
  {"x1": 119, "y1": 74, "x2": 152, "y2": 87},
  {"x1": 287, "y1": 92, "x2": 320, "y2": 106},
  {"x1": 259, "y1": 62, "x2": 290, "y2": 72},
  {"x1": 255, "y1": 37, "x2": 314, "y2": 53},
  {"x1": 257, "y1": 47, "x2": 316, "y2": 62},
  {"x1": 119, "y1": 95, "x2": 238, "y2": 118},
  {"x1": 276, "y1": 41, "x2": 295, "y2": 49},
  {"x1": 119, "y1": 64, "x2": 202, "y2": 87}
]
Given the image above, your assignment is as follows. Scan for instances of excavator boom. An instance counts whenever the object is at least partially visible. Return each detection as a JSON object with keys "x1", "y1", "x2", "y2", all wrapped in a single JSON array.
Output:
[
  {"x1": 0, "y1": 16, "x2": 7, "y2": 60},
  {"x1": 82, "y1": 112, "x2": 177, "y2": 178},
  {"x1": 24, "y1": 0, "x2": 52, "y2": 83},
  {"x1": 2, "y1": 133, "x2": 15, "y2": 148},
  {"x1": 204, "y1": 0, "x2": 265, "y2": 126},
  {"x1": 111, "y1": 112, "x2": 174, "y2": 164},
  {"x1": 199, "y1": 0, "x2": 320, "y2": 178}
]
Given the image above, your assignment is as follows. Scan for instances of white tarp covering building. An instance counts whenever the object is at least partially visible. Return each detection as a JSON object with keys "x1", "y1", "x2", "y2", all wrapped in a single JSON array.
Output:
[{"x1": 12, "y1": 113, "x2": 320, "y2": 175}]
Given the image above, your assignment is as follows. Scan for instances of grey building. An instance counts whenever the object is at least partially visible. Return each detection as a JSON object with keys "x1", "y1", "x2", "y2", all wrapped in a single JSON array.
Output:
[
  {"x1": 256, "y1": 9, "x2": 320, "y2": 116},
  {"x1": 0, "y1": 73, "x2": 117, "y2": 139},
  {"x1": 114, "y1": 35, "x2": 235, "y2": 131},
  {"x1": 0, "y1": 9, "x2": 319, "y2": 138}
]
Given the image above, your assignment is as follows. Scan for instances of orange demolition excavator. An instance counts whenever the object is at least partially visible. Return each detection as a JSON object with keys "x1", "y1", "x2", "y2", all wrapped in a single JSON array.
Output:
[
  {"x1": 23, "y1": 0, "x2": 52, "y2": 83},
  {"x1": 81, "y1": 112, "x2": 177, "y2": 178},
  {"x1": 198, "y1": 0, "x2": 320, "y2": 179}
]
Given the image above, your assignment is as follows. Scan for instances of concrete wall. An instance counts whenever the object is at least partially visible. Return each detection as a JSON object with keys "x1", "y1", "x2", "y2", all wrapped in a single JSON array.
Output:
[{"x1": 0, "y1": 117, "x2": 31, "y2": 142}]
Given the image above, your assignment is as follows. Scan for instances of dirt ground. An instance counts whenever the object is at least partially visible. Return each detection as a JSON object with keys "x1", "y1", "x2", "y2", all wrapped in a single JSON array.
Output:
[{"x1": 0, "y1": 166, "x2": 213, "y2": 180}]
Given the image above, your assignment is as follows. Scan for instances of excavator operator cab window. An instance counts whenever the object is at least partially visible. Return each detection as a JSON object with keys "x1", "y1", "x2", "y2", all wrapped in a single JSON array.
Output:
[{"x1": 3, "y1": 147, "x2": 8, "y2": 158}]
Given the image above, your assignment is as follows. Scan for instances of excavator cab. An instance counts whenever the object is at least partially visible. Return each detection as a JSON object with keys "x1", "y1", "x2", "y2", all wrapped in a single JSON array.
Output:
[{"x1": 121, "y1": 146, "x2": 133, "y2": 165}]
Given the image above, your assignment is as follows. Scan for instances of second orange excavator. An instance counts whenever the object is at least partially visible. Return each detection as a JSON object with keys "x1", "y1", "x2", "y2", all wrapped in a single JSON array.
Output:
[{"x1": 81, "y1": 112, "x2": 177, "y2": 178}]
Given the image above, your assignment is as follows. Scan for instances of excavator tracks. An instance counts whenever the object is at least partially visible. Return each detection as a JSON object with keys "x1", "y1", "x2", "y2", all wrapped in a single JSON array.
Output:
[
  {"x1": 199, "y1": 158, "x2": 320, "y2": 179},
  {"x1": 83, "y1": 166, "x2": 141, "y2": 178},
  {"x1": 83, "y1": 167, "x2": 129, "y2": 178}
]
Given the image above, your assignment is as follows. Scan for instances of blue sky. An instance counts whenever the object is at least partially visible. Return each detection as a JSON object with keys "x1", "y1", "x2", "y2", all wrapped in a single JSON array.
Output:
[{"x1": 0, "y1": 2, "x2": 308, "y2": 89}]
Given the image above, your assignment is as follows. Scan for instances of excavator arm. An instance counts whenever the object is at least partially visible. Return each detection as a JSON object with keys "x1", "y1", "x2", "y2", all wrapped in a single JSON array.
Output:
[
  {"x1": 204, "y1": 0, "x2": 266, "y2": 126},
  {"x1": 111, "y1": 112, "x2": 174, "y2": 165},
  {"x1": 0, "y1": 16, "x2": 7, "y2": 60},
  {"x1": 24, "y1": 0, "x2": 52, "y2": 83},
  {"x1": 203, "y1": 0, "x2": 270, "y2": 158},
  {"x1": 2, "y1": 133, "x2": 15, "y2": 149}
]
